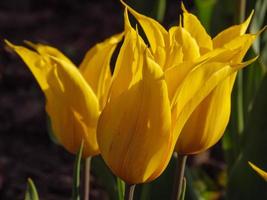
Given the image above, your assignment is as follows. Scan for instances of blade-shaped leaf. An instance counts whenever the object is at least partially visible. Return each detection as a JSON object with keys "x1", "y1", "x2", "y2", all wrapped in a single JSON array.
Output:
[
  {"x1": 24, "y1": 178, "x2": 39, "y2": 200},
  {"x1": 117, "y1": 177, "x2": 125, "y2": 200}
]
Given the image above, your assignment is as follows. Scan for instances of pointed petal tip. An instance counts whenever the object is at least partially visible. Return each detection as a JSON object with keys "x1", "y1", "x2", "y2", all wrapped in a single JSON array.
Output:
[
  {"x1": 248, "y1": 161, "x2": 267, "y2": 181},
  {"x1": 4, "y1": 39, "x2": 15, "y2": 49},
  {"x1": 123, "y1": 7, "x2": 132, "y2": 31},
  {"x1": 120, "y1": 0, "x2": 127, "y2": 7},
  {"x1": 233, "y1": 56, "x2": 258, "y2": 69},
  {"x1": 256, "y1": 25, "x2": 267, "y2": 36},
  {"x1": 248, "y1": 10, "x2": 254, "y2": 22},
  {"x1": 181, "y1": 2, "x2": 188, "y2": 13}
]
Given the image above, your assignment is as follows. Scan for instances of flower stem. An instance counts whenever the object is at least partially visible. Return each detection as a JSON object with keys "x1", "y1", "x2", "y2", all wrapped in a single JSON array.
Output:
[
  {"x1": 124, "y1": 184, "x2": 136, "y2": 200},
  {"x1": 172, "y1": 155, "x2": 187, "y2": 200},
  {"x1": 83, "y1": 157, "x2": 91, "y2": 200},
  {"x1": 236, "y1": 0, "x2": 246, "y2": 136}
]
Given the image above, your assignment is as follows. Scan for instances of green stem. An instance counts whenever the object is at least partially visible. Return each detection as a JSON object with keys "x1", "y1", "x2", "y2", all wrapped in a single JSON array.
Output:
[
  {"x1": 172, "y1": 155, "x2": 187, "y2": 200},
  {"x1": 83, "y1": 157, "x2": 91, "y2": 200},
  {"x1": 236, "y1": 0, "x2": 246, "y2": 136},
  {"x1": 124, "y1": 184, "x2": 136, "y2": 200}
]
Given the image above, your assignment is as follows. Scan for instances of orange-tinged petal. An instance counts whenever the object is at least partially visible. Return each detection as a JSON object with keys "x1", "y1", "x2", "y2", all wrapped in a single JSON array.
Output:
[
  {"x1": 213, "y1": 11, "x2": 253, "y2": 48},
  {"x1": 249, "y1": 162, "x2": 267, "y2": 181},
  {"x1": 79, "y1": 33, "x2": 124, "y2": 109},
  {"x1": 181, "y1": 3, "x2": 213, "y2": 53},
  {"x1": 97, "y1": 51, "x2": 172, "y2": 184}
]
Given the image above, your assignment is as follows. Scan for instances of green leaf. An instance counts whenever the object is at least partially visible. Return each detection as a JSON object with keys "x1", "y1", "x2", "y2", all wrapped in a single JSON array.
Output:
[
  {"x1": 226, "y1": 74, "x2": 267, "y2": 199},
  {"x1": 24, "y1": 178, "x2": 39, "y2": 200},
  {"x1": 117, "y1": 177, "x2": 125, "y2": 200},
  {"x1": 72, "y1": 141, "x2": 84, "y2": 200}
]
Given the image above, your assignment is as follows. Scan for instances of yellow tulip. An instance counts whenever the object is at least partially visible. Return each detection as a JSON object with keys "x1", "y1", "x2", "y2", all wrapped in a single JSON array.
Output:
[
  {"x1": 96, "y1": 3, "x2": 257, "y2": 184},
  {"x1": 97, "y1": 17, "x2": 173, "y2": 184},
  {"x1": 175, "y1": 8, "x2": 257, "y2": 155},
  {"x1": 6, "y1": 33, "x2": 123, "y2": 157},
  {"x1": 121, "y1": 1, "x2": 258, "y2": 156},
  {"x1": 249, "y1": 162, "x2": 267, "y2": 181}
]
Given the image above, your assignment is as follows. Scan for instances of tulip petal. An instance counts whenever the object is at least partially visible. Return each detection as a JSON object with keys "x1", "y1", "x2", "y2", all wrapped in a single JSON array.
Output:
[
  {"x1": 24, "y1": 40, "x2": 74, "y2": 65},
  {"x1": 165, "y1": 46, "x2": 254, "y2": 106},
  {"x1": 170, "y1": 26, "x2": 200, "y2": 61},
  {"x1": 109, "y1": 26, "x2": 146, "y2": 100},
  {"x1": 6, "y1": 42, "x2": 100, "y2": 157},
  {"x1": 176, "y1": 75, "x2": 232, "y2": 154},
  {"x1": 121, "y1": 0, "x2": 169, "y2": 68},
  {"x1": 45, "y1": 57, "x2": 99, "y2": 156},
  {"x1": 120, "y1": 0, "x2": 168, "y2": 53},
  {"x1": 79, "y1": 33, "x2": 124, "y2": 109},
  {"x1": 213, "y1": 11, "x2": 253, "y2": 48},
  {"x1": 165, "y1": 61, "x2": 194, "y2": 102},
  {"x1": 171, "y1": 57, "x2": 257, "y2": 142},
  {"x1": 248, "y1": 162, "x2": 267, "y2": 181},
  {"x1": 5, "y1": 41, "x2": 50, "y2": 91},
  {"x1": 181, "y1": 3, "x2": 213, "y2": 53},
  {"x1": 165, "y1": 47, "x2": 240, "y2": 104},
  {"x1": 97, "y1": 52, "x2": 172, "y2": 184},
  {"x1": 223, "y1": 34, "x2": 256, "y2": 62}
]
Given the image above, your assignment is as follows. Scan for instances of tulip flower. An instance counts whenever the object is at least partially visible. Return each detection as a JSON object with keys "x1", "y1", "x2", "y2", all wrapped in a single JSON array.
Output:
[
  {"x1": 121, "y1": 1, "x2": 258, "y2": 155},
  {"x1": 6, "y1": 33, "x2": 123, "y2": 157},
  {"x1": 249, "y1": 162, "x2": 267, "y2": 181},
  {"x1": 96, "y1": 3, "x2": 257, "y2": 186},
  {"x1": 174, "y1": 7, "x2": 258, "y2": 155}
]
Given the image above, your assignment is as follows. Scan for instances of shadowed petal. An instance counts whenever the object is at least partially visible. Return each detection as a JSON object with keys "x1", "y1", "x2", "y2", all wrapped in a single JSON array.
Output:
[{"x1": 79, "y1": 33, "x2": 124, "y2": 109}]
